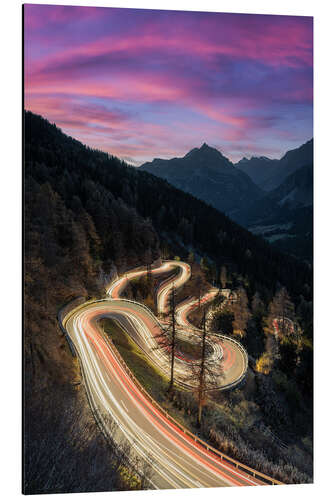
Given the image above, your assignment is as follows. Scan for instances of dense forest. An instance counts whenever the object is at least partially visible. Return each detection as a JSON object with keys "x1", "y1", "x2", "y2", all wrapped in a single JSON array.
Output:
[{"x1": 24, "y1": 111, "x2": 313, "y2": 492}]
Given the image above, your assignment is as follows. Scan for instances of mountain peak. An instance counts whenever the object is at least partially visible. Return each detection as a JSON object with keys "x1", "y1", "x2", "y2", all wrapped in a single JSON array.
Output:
[
  {"x1": 184, "y1": 143, "x2": 230, "y2": 164},
  {"x1": 199, "y1": 142, "x2": 219, "y2": 154}
]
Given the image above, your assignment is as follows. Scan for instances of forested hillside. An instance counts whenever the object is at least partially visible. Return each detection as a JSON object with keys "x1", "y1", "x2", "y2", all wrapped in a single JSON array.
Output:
[
  {"x1": 24, "y1": 112, "x2": 161, "y2": 493},
  {"x1": 25, "y1": 111, "x2": 311, "y2": 301},
  {"x1": 24, "y1": 110, "x2": 313, "y2": 492}
]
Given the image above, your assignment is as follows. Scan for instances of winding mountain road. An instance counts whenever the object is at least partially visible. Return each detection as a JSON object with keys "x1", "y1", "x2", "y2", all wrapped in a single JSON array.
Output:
[
  {"x1": 107, "y1": 261, "x2": 246, "y2": 389},
  {"x1": 62, "y1": 260, "x2": 280, "y2": 488}
]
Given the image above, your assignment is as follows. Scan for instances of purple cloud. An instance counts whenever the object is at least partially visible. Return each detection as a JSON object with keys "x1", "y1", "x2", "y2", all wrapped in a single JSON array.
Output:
[{"x1": 24, "y1": 4, "x2": 313, "y2": 163}]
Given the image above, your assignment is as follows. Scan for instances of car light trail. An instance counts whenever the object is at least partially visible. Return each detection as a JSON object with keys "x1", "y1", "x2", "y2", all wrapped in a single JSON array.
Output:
[{"x1": 61, "y1": 260, "x2": 272, "y2": 489}]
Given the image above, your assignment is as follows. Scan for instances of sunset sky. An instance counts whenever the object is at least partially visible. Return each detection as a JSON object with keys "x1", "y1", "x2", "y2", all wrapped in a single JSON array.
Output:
[{"x1": 24, "y1": 4, "x2": 313, "y2": 165}]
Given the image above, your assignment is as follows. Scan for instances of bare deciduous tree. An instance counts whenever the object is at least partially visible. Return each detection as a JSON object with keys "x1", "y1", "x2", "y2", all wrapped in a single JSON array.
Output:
[
  {"x1": 154, "y1": 285, "x2": 180, "y2": 392},
  {"x1": 187, "y1": 308, "x2": 223, "y2": 426},
  {"x1": 232, "y1": 286, "x2": 251, "y2": 337}
]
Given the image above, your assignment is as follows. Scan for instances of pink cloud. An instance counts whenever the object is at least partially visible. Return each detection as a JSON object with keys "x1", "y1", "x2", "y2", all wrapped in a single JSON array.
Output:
[{"x1": 24, "y1": 6, "x2": 313, "y2": 163}]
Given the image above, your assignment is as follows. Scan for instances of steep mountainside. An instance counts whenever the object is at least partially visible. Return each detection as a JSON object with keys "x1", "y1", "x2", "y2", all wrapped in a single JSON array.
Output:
[
  {"x1": 266, "y1": 164, "x2": 313, "y2": 209},
  {"x1": 233, "y1": 164, "x2": 313, "y2": 261},
  {"x1": 235, "y1": 139, "x2": 313, "y2": 191},
  {"x1": 140, "y1": 143, "x2": 263, "y2": 216},
  {"x1": 235, "y1": 156, "x2": 280, "y2": 191}
]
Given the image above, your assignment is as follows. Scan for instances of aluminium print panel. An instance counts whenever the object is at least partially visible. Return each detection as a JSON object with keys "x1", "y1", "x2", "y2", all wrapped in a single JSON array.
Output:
[{"x1": 23, "y1": 3, "x2": 313, "y2": 494}]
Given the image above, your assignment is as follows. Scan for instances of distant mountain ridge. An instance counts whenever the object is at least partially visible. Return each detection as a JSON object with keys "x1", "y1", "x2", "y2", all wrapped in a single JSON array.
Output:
[
  {"x1": 268, "y1": 163, "x2": 313, "y2": 209},
  {"x1": 233, "y1": 163, "x2": 313, "y2": 261},
  {"x1": 235, "y1": 139, "x2": 313, "y2": 191},
  {"x1": 140, "y1": 143, "x2": 264, "y2": 216},
  {"x1": 234, "y1": 164, "x2": 313, "y2": 226},
  {"x1": 140, "y1": 139, "x2": 313, "y2": 262}
]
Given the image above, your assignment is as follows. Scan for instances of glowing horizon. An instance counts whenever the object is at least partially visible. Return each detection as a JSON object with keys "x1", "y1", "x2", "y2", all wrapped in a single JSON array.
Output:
[{"x1": 24, "y1": 4, "x2": 313, "y2": 165}]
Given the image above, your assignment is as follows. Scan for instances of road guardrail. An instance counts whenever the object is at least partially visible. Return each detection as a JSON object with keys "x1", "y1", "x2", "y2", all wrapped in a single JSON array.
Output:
[
  {"x1": 58, "y1": 262, "x2": 282, "y2": 485},
  {"x1": 59, "y1": 296, "x2": 281, "y2": 486},
  {"x1": 101, "y1": 329, "x2": 283, "y2": 486}
]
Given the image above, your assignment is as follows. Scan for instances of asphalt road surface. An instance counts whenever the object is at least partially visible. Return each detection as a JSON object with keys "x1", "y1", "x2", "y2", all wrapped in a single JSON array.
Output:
[
  {"x1": 62, "y1": 261, "x2": 268, "y2": 489},
  {"x1": 107, "y1": 261, "x2": 247, "y2": 391}
]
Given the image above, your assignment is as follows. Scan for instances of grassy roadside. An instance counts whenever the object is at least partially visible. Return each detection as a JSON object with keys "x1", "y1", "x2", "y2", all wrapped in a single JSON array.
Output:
[
  {"x1": 101, "y1": 317, "x2": 312, "y2": 484},
  {"x1": 102, "y1": 318, "x2": 169, "y2": 400},
  {"x1": 101, "y1": 318, "x2": 200, "y2": 432}
]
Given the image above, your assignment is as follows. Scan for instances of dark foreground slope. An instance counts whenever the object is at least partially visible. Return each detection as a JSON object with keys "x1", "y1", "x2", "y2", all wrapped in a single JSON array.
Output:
[
  {"x1": 24, "y1": 113, "x2": 161, "y2": 493},
  {"x1": 24, "y1": 111, "x2": 312, "y2": 492}
]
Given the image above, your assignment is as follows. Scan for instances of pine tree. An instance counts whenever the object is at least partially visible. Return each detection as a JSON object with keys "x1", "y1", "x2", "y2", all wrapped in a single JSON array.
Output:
[
  {"x1": 220, "y1": 266, "x2": 227, "y2": 289},
  {"x1": 251, "y1": 291, "x2": 264, "y2": 317},
  {"x1": 261, "y1": 287, "x2": 298, "y2": 372},
  {"x1": 232, "y1": 287, "x2": 251, "y2": 337},
  {"x1": 188, "y1": 251, "x2": 195, "y2": 265},
  {"x1": 268, "y1": 287, "x2": 295, "y2": 340}
]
